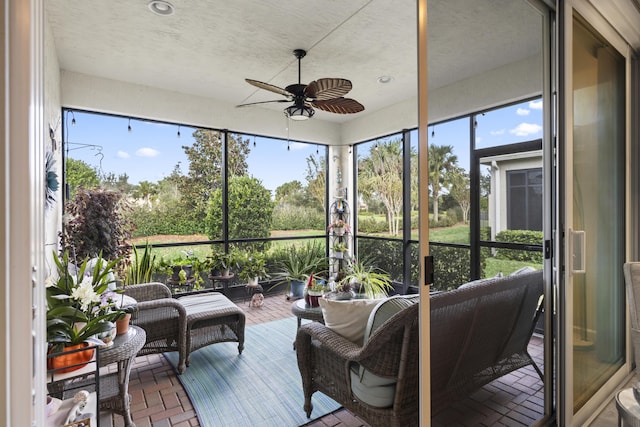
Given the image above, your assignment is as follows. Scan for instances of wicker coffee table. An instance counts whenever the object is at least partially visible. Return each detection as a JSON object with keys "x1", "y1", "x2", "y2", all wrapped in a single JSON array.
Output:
[{"x1": 291, "y1": 299, "x2": 324, "y2": 349}]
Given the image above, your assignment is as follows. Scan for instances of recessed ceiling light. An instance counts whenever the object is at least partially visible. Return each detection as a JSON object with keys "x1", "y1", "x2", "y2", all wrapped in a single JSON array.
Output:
[
  {"x1": 377, "y1": 75, "x2": 394, "y2": 84},
  {"x1": 148, "y1": 0, "x2": 175, "y2": 16}
]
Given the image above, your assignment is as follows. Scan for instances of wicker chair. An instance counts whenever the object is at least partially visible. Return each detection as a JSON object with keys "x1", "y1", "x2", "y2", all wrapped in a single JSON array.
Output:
[
  {"x1": 125, "y1": 282, "x2": 245, "y2": 373},
  {"x1": 295, "y1": 299, "x2": 419, "y2": 427},
  {"x1": 125, "y1": 282, "x2": 187, "y2": 370}
]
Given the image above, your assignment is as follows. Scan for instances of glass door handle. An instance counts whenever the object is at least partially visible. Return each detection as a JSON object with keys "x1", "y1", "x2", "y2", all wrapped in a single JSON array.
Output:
[{"x1": 570, "y1": 229, "x2": 586, "y2": 274}]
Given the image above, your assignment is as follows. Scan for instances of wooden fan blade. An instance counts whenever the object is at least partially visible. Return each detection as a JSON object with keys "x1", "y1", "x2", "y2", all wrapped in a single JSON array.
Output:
[
  {"x1": 304, "y1": 78, "x2": 352, "y2": 101},
  {"x1": 245, "y1": 79, "x2": 292, "y2": 97},
  {"x1": 312, "y1": 97, "x2": 365, "y2": 114},
  {"x1": 236, "y1": 99, "x2": 290, "y2": 108}
]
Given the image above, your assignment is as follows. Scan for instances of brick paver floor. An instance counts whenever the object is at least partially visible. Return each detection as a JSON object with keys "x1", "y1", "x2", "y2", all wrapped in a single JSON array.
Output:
[
  {"x1": 99, "y1": 291, "x2": 371, "y2": 427},
  {"x1": 98, "y1": 291, "x2": 556, "y2": 427}
]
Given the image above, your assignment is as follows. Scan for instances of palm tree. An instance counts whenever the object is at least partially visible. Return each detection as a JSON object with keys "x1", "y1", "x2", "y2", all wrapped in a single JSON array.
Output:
[
  {"x1": 135, "y1": 180, "x2": 157, "y2": 209},
  {"x1": 428, "y1": 144, "x2": 458, "y2": 223}
]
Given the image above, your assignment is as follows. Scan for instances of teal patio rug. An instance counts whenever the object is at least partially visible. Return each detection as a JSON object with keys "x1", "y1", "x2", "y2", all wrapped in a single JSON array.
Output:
[{"x1": 163, "y1": 316, "x2": 341, "y2": 427}]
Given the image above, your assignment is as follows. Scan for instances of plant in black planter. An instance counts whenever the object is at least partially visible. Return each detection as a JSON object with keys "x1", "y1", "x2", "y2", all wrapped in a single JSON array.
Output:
[
  {"x1": 204, "y1": 249, "x2": 233, "y2": 277},
  {"x1": 159, "y1": 251, "x2": 203, "y2": 288}
]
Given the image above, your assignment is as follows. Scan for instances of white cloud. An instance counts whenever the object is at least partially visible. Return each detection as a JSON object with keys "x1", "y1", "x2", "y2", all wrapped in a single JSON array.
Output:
[
  {"x1": 117, "y1": 151, "x2": 130, "y2": 159},
  {"x1": 490, "y1": 129, "x2": 506, "y2": 136},
  {"x1": 529, "y1": 100, "x2": 543, "y2": 110},
  {"x1": 516, "y1": 108, "x2": 530, "y2": 116},
  {"x1": 136, "y1": 147, "x2": 159, "y2": 157},
  {"x1": 510, "y1": 123, "x2": 542, "y2": 136}
]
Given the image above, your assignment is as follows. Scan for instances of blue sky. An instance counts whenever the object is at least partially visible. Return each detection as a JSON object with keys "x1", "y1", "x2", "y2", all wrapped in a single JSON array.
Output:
[
  {"x1": 65, "y1": 98, "x2": 542, "y2": 191},
  {"x1": 64, "y1": 112, "x2": 321, "y2": 192}
]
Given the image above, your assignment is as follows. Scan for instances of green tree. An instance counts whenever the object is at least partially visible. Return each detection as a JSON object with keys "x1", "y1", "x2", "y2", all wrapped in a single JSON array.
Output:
[
  {"x1": 206, "y1": 176, "x2": 274, "y2": 251},
  {"x1": 65, "y1": 158, "x2": 100, "y2": 198},
  {"x1": 359, "y1": 139, "x2": 403, "y2": 235},
  {"x1": 103, "y1": 172, "x2": 132, "y2": 194},
  {"x1": 428, "y1": 144, "x2": 458, "y2": 222},
  {"x1": 305, "y1": 153, "x2": 326, "y2": 208},
  {"x1": 179, "y1": 130, "x2": 250, "y2": 232},
  {"x1": 449, "y1": 166, "x2": 470, "y2": 224},
  {"x1": 275, "y1": 180, "x2": 305, "y2": 205}
]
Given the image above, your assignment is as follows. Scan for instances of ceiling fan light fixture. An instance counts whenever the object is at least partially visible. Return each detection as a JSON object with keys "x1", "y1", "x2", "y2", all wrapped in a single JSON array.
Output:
[
  {"x1": 148, "y1": 0, "x2": 175, "y2": 16},
  {"x1": 285, "y1": 104, "x2": 314, "y2": 121}
]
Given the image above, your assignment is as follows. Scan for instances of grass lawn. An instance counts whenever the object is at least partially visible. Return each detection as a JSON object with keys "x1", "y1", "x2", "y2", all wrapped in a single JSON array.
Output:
[
  {"x1": 484, "y1": 257, "x2": 541, "y2": 277},
  {"x1": 130, "y1": 230, "x2": 327, "y2": 261},
  {"x1": 131, "y1": 226, "x2": 540, "y2": 278}
]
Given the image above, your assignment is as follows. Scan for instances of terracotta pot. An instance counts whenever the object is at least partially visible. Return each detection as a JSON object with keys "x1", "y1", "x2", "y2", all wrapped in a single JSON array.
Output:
[
  {"x1": 116, "y1": 312, "x2": 131, "y2": 335},
  {"x1": 47, "y1": 343, "x2": 94, "y2": 374}
]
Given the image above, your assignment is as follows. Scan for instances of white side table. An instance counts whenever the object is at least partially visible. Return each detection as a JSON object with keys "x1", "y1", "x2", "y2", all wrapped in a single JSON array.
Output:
[{"x1": 616, "y1": 388, "x2": 640, "y2": 427}]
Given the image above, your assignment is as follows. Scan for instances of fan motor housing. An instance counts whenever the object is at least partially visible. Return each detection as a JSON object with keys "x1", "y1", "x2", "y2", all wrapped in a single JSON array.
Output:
[{"x1": 285, "y1": 83, "x2": 307, "y2": 97}]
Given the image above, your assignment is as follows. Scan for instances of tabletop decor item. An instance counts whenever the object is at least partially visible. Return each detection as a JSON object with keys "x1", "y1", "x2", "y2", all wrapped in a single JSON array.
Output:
[{"x1": 46, "y1": 250, "x2": 125, "y2": 372}]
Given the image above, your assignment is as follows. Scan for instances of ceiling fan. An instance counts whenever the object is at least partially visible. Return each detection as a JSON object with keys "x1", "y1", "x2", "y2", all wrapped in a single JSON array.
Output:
[{"x1": 237, "y1": 49, "x2": 365, "y2": 120}]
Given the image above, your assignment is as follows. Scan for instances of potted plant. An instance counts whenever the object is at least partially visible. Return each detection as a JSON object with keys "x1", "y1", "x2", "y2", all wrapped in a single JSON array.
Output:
[
  {"x1": 46, "y1": 250, "x2": 126, "y2": 372},
  {"x1": 332, "y1": 242, "x2": 348, "y2": 259},
  {"x1": 238, "y1": 251, "x2": 268, "y2": 287},
  {"x1": 270, "y1": 242, "x2": 327, "y2": 299},
  {"x1": 159, "y1": 251, "x2": 200, "y2": 286},
  {"x1": 326, "y1": 280, "x2": 356, "y2": 300},
  {"x1": 340, "y1": 257, "x2": 393, "y2": 299},
  {"x1": 124, "y1": 241, "x2": 156, "y2": 285},
  {"x1": 327, "y1": 219, "x2": 350, "y2": 236},
  {"x1": 204, "y1": 249, "x2": 233, "y2": 277},
  {"x1": 305, "y1": 277, "x2": 328, "y2": 307}
]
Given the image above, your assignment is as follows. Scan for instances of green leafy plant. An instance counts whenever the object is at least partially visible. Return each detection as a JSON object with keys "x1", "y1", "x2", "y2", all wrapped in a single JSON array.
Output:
[
  {"x1": 125, "y1": 241, "x2": 156, "y2": 285},
  {"x1": 340, "y1": 257, "x2": 393, "y2": 299},
  {"x1": 158, "y1": 251, "x2": 203, "y2": 286},
  {"x1": 237, "y1": 251, "x2": 268, "y2": 281},
  {"x1": 46, "y1": 250, "x2": 125, "y2": 352},
  {"x1": 332, "y1": 242, "x2": 348, "y2": 253},
  {"x1": 269, "y1": 242, "x2": 327, "y2": 292},
  {"x1": 327, "y1": 219, "x2": 350, "y2": 234},
  {"x1": 203, "y1": 249, "x2": 233, "y2": 276}
]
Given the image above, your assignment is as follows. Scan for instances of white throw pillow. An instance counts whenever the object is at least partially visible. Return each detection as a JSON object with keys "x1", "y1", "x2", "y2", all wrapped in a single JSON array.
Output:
[
  {"x1": 350, "y1": 295, "x2": 419, "y2": 408},
  {"x1": 318, "y1": 298, "x2": 380, "y2": 345}
]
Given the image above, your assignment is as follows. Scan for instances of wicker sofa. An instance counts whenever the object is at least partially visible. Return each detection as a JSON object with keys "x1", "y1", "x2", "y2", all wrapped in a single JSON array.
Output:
[
  {"x1": 431, "y1": 268, "x2": 544, "y2": 414},
  {"x1": 295, "y1": 268, "x2": 543, "y2": 425},
  {"x1": 125, "y1": 282, "x2": 245, "y2": 373}
]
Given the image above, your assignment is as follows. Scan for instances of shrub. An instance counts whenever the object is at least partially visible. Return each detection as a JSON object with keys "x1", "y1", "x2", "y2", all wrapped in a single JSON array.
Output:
[
  {"x1": 206, "y1": 176, "x2": 274, "y2": 251},
  {"x1": 59, "y1": 187, "x2": 134, "y2": 265},
  {"x1": 495, "y1": 229, "x2": 543, "y2": 263},
  {"x1": 271, "y1": 204, "x2": 324, "y2": 230},
  {"x1": 357, "y1": 239, "x2": 404, "y2": 282},
  {"x1": 357, "y1": 217, "x2": 388, "y2": 233}
]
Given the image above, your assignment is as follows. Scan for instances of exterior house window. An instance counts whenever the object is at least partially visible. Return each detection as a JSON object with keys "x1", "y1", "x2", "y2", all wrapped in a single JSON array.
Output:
[{"x1": 506, "y1": 168, "x2": 542, "y2": 231}]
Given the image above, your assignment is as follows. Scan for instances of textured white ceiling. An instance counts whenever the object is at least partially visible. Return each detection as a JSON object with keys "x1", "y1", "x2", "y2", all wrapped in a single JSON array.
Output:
[{"x1": 45, "y1": 0, "x2": 543, "y2": 124}]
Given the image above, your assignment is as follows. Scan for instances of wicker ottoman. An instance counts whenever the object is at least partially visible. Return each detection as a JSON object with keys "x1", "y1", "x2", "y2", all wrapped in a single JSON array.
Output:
[{"x1": 177, "y1": 292, "x2": 246, "y2": 373}]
